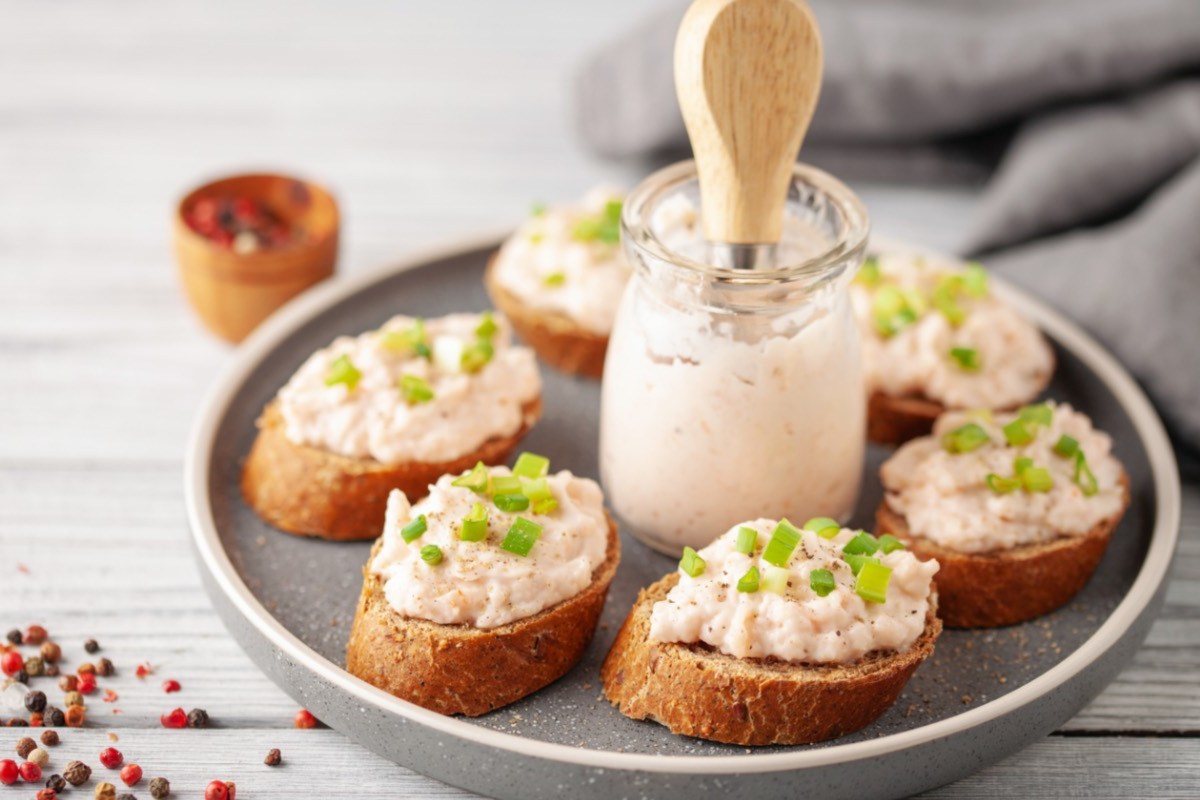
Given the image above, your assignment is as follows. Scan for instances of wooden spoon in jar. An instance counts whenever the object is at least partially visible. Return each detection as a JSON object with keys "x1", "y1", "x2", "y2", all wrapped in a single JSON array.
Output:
[{"x1": 674, "y1": 0, "x2": 823, "y2": 269}]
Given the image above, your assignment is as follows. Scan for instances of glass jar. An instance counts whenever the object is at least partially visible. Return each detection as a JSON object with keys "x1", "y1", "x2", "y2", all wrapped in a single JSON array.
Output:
[{"x1": 599, "y1": 160, "x2": 869, "y2": 555}]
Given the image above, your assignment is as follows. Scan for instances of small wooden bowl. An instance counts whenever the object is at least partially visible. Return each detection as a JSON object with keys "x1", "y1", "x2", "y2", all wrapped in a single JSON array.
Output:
[{"x1": 174, "y1": 173, "x2": 339, "y2": 343}]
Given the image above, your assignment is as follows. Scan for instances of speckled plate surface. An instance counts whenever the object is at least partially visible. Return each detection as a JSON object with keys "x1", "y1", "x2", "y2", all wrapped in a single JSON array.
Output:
[{"x1": 186, "y1": 232, "x2": 1180, "y2": 800}]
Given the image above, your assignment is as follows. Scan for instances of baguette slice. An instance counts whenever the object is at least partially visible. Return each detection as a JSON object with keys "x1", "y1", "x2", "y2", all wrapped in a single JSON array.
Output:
[
  {"x1": 875, "y1": 473, "x2": 1129, "y2": 628},
  {"x1": 484, "y1": 255, "x2": 608, "y2": 379},
  {"x1": 601, "y1": 573, "x2": 941, "y2": 746},
  {"x1": 346, "y1": 515, "x2": 620, "y2": 716},
  {"x1": 241, "y1": 397, "x2": 541, "y2": 541}
]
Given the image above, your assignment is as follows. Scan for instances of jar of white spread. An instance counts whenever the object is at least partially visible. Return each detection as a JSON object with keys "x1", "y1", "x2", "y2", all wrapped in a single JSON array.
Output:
[{"x1": 599, "y1": 161, "x2": 870, "y2": 554}]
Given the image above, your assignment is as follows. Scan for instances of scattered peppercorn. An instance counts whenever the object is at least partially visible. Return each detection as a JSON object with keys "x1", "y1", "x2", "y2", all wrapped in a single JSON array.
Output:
[
  {"x1": 95, "y1": 781, "x2": 117, "y2": 800},
  {"x1": 186, "y1": 708, "x2": 209, "y2": 729},
  {"x1": 1, "y1": 651, "x2": 23, "y2": 676},
  {"x1": 204, "y1": 780, "x2": 228, "y2": 800},
  {"x1": 43, "y1": 708, "x2": 64, "y2": 728},
  {"x1": 28, "y1": 748, "x2": 49, "y2": 767},
  {"x1": 37, "y1": 787, "x2": 57, "y2": 800},
  {"x1": 24, "y1": 626, "x2": 48, "y2": 646},
  {"x1": 159, "y1": 708, "x2": 187, "y2": 729},
  {"x1": 120, "y1": 763, "x2": 142, "y2": 786},
  {"x1": 0, "y1": 758, "x2": 16, "y2": 784},
  {"x1": 40, "y1": 643, "x2": 61, "y2": 664},
  {"x1": 77, "y1": 662, "x2": 96, "y2": 676},
  {"x1": 44, "y1": 664, "x2": 60, "y2": 678},
  {"x1": 30, "y1": 712, "x2": 44, "y2": 727},
  {"x1": 84, "y1": 640, "x2": 100, "y2": 654},
  {"x1": 14, "y1": 668, "x2": 30, "y2": 684},
  {"x1": 7, "y1": 718, "x2": 29, "y2": 727},
  {"x1": 63, "y1": 760, "x2": 91, "y2": 785},
  {"x1": 64, "y1": 706, "x2": 85, "y2": 728},
  {"x1": 26, "y1": 690, "x2": 48, "y2": 713},
  {"x1": 77, "y1": 673, "x2": 97, "y2": 695},
  {"x1": 64, "y1": 691, "x2": 84, "y2": 708},
  {"x1": 5, "y1": 630, "x2": 21, "y2": 645},
  {"x1": 19, "y1": 760, "x2": 43, "y2": 782},
  {"x1": 148, "y1": 776, "x2": 170, "y2": 798},
  {"x1": 99, "y1": 747, "x2": 123, "y2": 769},
  {"x1": 96, "y1": 659, "x2": 114, "y2": 678},
  {"x1": 16, "y1": 736, "x2": 37, "y2": 759},
  {"x1": 25, "y1": 656, "x2": 45, "y2": 677},
  {"x1": 46, "y1": 774, "x2": 67, "y2": 791},
  {"x1": 40, "y1": 730, "x2": 59, "y2": 747},
  {"x1": 162, "y1": 679, "x2": 181, "y2": 693},
  {"x1": 59, "y1": 675, "x2": 78, "y2": 692},
  {"x1": 117, "y1": 794, "x2": 137, "y2": 800},
  {"x1": 294, "y1": 709, "x2": 318, "y2": 729},
  {"x1": 134, "y1": 664, "x2": 151, "y2": 679},
  {"x1": 185, "y1": 194, "x2": 302, "y2": 252}
]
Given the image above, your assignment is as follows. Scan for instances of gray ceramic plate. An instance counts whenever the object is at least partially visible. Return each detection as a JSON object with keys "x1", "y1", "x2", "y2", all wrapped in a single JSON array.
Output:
[{"x1": 185, "y1": 232, "x2": 1181, "y2": 800}]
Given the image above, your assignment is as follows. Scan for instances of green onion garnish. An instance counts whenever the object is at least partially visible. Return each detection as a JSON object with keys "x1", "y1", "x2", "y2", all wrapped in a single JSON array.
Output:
[
  {"x1": 381, "y1": 320, "x2": 430, "y2": 359},
  {"x1": 489, "y1": 475, "x2": 522, "y2": 496},
  {"x1": 679, "y1": 546, "x2": 706, "y2": 578},
  {"x1": 1022, "y1": 467, "x2": 1054, "y2": 493},
  {"x1": 762, "y1": 519, "x2": 802, "y2": 567},
  {"x1": 399, "y1": 374, "x2": 435, "y2": 405},
  {"x1": 459, "y1": 503, "x2": 489, "y2": 542},
  {"x1": 475, "y1": 312, "x2": 498, "y2": 340},
  {"x1": 1053, "y1": 435, "x2": 1080, "y2": 458},
  {"x1": 872, "y1": 285, "x2": 920, "y2": 337},
  {"x1": 1073, "y1": 451, "x2": 1099, "y2": 496},
  {"x1": 735, "y1": 526, "x2": 758, "y2": 555},
  {"x1": 856, "y1": 256, "x2": 881, "y2": 286},
  {"x1": 949, "y1": 346, "x2": 981, "y2": 371},
  {"x1": 736, "y1": 566, "x2": 760, "y2": 594},
  {"x1": 324, "y1": 354, "x2": 362, "y2": 390},
  {"x1": 419, "y1": 544, "x2": 443, "y2": 566},
  {"x1": 460, "y1": 339, "x2": 494, "y2": 374},
  {"x1": 1003, "y1": 418, "x2": 1034, "y2": 446},
  {"x1": 452, "y1": 462, "x2": 489, "y2": 493},
  {"x1": 512, "y1": 452, "x2": 550, "y2": 479},
  {"x1": 878, "y1": 534, "x2": 906, "y2": 554},
  {"x1": 532, "y1": 497, "x2": 559, "y2": 515},
  {"x1": 933, "y1": 275, "x2": 967, "y2": 326},
  {"x1": 963, "y1": 263, "x2": 988, "y2": 297},
  {"x1": 570, "y1": 200, "x2": 623, "y2": 245},
  {"x1": 855, "y1": 562, "x2": 893, "y2": 604},
  {"x1": 500, "y1": 517, "x2": 542, "y2": 557},
  {"x1": 942, "y1": 422, "x2": 991, "y2": 454},
  {"x1": 802, "y1": 517, "x2": 841, "y2": 539},
  {"x1": 844, "y1": 553, "x2": 879, "y2": 576},
  {"x1": 809, "y1": 568, "x2": 836, "y2": 597},
  {"x1": 530, "y1": 202, "x2": 546, "y2": 217},
  {"x1": 1013, "y1": 456, "x2": 1034, "y2": 476},
  {"x1": 842, "y1": 531, "x2": 881, "y2": 556},
  {"x1": 1019, "y1": 403, "x2": 1053, "y2": 427},
  {"x1": 520, "y1": 477, "x2": 553, "y2": 502},
  {"x1": 529, "y1": 232, "x2": 544, "y2": 245},
  {"x1": 762, "y1": 566, "x2": 789, "y2": 595},
  {"x1": 494, "y1": 493, "x2": 530, "y2": 512},
  {"x1": 542, "y1": 272, "x2": 566, "y2": 287},
  {"x1": 400, "y1": 514, "x2": 427, "y2": 544},
  {"x1": 986, "y1": 473, "x2": 1021, "y2": 494}
]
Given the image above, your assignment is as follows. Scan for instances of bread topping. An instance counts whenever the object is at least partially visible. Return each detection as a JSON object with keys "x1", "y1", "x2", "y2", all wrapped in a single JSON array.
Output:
[
  {"x1": 648, "y1": 519, "x2": 938, "y2": 663},
  {"x1": 277, "y1": 313, "x2": 540, "y2": 464},
  {"x1": 881, "y1": 402, "x2": 1126, "y2": 553},
  {"x1": 851, "y1": 244, "x2": 1053, "y2": 409},
  {"x1": 490, "y1": 187, "x2": 632, "y2": 335},
  {"x1": 370, "y1": 465, "x2": 609, "y2": 629}
]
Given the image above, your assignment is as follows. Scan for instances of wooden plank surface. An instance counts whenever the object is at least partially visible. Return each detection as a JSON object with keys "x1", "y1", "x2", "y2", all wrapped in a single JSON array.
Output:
[{"x1": 0, "y1": 1, "x2": 1195, "y2": 797}]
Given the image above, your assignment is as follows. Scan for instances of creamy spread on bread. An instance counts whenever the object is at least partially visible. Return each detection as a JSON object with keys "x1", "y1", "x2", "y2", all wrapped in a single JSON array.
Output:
[
  {"x1": 648, "y1": 520, "x2": 938, "y2": 664},
  {"x1": 370, "y1": 467, "x2": 609, "y2": 629},
  {"x1": 491, "y1": 187, "x2": 631, "y2": 336},
  {"x1": 881, "y1": 403, "x2": 1126, "y2": 553},
  {"x1": 850, "y1": 245, "x2": 1053, "y2": 409},
  {"x1": 277, "y1": 313, "x2": 540, "y2": 464}
]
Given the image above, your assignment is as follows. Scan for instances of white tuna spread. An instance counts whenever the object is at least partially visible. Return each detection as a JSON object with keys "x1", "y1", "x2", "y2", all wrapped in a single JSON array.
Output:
[
  {"x1": 649, "y1": 519, "x2": 938, "y2": 663},
  {"x1": 277, "y1": 313, "x2": 540, "y2": 464},
  {"x1": 850, "y1": 245, "x2": 1053, "y2": 409},
  {"x1": 881, "y1": 403, "x2": 1125, "y2": 554},
  {"x1": 370, "y1": 468, "x2": 609, "y2": 629},
  {"x1": 599, "y1": 193, "x2": 864, "y2": 551},
  {"x1": 491, "y1": 187, "x2": 632, "y2": 335}
]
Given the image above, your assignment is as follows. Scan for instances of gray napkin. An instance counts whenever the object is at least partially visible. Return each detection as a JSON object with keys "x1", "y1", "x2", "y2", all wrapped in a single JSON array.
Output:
[{"x1": 575, "y1": 0, "x2": 1200, "y2": 451}]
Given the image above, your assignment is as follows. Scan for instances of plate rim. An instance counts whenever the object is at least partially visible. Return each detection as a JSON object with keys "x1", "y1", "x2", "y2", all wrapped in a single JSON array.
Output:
[{"x1": 184, "y1": 229, "x2": 1181, "y2": 776}]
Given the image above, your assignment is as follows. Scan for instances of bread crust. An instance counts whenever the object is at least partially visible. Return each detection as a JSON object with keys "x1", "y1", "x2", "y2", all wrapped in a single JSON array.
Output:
[
  {"x1": 601, "y1": 573, "x2": 941, "y2": 746},
  {"x1": 484, "y1": 255, "x2": 608, "y2": 379},
  {"x1": 346, "y1": 515, "x2": 620, "y2": 716},
  {"x1": 240, "y1": 397, "x2": 542, "y2": 541},
  {"x1": 875, "y1": 474, "x2": 1129, "y2": 628}
]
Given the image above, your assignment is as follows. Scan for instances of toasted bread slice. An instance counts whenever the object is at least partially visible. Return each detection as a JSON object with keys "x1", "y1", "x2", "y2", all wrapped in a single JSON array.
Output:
[
  {"x1": 867, "y1": 391, "x2": 946, "y2": 446},
  {"x1": 240, "y1": 397, "x2": 542, "y2": 541},
  {"x1": 346, "y1": 515, "x2": 620, "y2": 716},
  {"x1": 484, "y1": 255, "x2": 608, "y2": 379},
  {"x1": 875, "y1": 474, "x2": 1129, "y2": 628},
  {"x1": 601, "y1": 573, "x2": 941, "y2": 746}
]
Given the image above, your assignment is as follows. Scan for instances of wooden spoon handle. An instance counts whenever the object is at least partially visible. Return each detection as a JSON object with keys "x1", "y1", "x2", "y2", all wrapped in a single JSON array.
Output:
[{"x1": 674, "y1": 0, "x2": 822, "y2": 245}]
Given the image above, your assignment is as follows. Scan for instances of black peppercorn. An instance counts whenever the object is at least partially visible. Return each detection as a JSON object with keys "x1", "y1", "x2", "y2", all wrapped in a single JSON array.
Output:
[
  {"x1": 5, "y1": 629, "x2": 21, "y2": 645},
  {"x1": 25, "y1": 689, "x2": 47, "y2": 713},
  {"x1": 118, "y1": 794, "x2": 138, "y2": 800},
  {"x1": 44, "y1": 664, "x2": 60, "y2": 678},
  {"x1": 148, "y1": 776, "x2": 170, "y2": 798},
  {"x1": 186, "y1": 708, "x2": 209, "y2": 729},
  {"x1": 43, "y1": 707, "x2": 65, "y2": 727},
  {"x1": 45, "y1": 774, "x2": 67, "y2": 792},
  {"x1": 14, "y1": 668, "x2": 29, "y2": 684},
  {"x1": 7, "y1": 717, "x2": 28, "y2": 727},
  {"x1": 96, "y1": 658, "x2": 114, "y2": 677},
  {"x1": 264, "y1": 747, "x2": 282, "y2": 766},
  {"x1": 84, "y1": 639, "x2": 100, "y2": 654}
]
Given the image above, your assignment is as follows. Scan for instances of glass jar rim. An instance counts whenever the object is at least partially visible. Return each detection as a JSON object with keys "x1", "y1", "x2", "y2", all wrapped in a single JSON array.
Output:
[{"x1": 620, "y1": 159, "x2": 870, "y2": 284}]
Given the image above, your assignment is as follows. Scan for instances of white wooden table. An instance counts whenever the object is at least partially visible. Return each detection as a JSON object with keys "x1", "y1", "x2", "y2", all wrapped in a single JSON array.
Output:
[{"x1": 2, "y1": 1, "x2": 1196, "y2": 796}]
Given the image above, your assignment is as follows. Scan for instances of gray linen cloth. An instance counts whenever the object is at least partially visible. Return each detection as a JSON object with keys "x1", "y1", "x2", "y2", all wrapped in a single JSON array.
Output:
[{"x1": 574, "y1": 0, "x2": 1200, "y2": 452}]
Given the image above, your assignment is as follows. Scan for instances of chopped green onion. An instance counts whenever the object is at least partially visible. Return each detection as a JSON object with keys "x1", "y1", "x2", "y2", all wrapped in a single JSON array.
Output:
[
  {"x1": 459, "y1": 503, "x2": 489, "y2": 541},
  {"x1": 532, "y1": 497, "x2": 559, "y2": 515},
  {"x1": 963, "y1": 263, "x2": 988, "y2": 297},
  {"x1": 855, "y1": 562, "x2": 893, "y2": 604},
  {"x1": 967, "y1": 408, "x2": 995, "y2": 424},
  {"x1": 381, "y1": 320, "x2": 430, "y2": 359},
  {"x1": 844, "y1": 553, "x2": 879, "y2": 576},
  {"x1": 513, "y1": 452, "x2": 550, "y2": 479},
  {"x1": 762, "y1": 519, "x2": 802, "y2": 567},
  {"x1": 529, "y1": 232, "x2": 544, "y2": 245},
  {"x1": 1053, "y1": 435, "x2": 1080, "y2": 458},
  {"x1": 679, "y1": 546, "x2": 706, "y2": 578},
  {"x1": 878, "y1": 534, "x2": 906, "y2": 554},
  {"x1": 452, "y1": 462, "x2": 489, "y2": 493},
  {"x1": 572, "y1": 218, "x2": 600, "y2": 241},
  {"x1": 872, "y1": 285, "x2": 919, "y2": 337},
  {"x1": 1019, "y1": 403, "x2": 1053, "y2": 427},
  {"x1": 489, "y1": 475, "x2": 522, "y2": 496},
  {"x1": 942, "y1": 422, "x2": 991, "y2": 454},
  {"x1": 520, "y1": 477, "x2": 553, "y2": 502},
  {"x1": 419, "y1": 544, "x2": 443, "y2": 566},
  {"x1": 737, "y1": 566, "x2": 760, "y2": 593},
  {"x1": 530, "y1": 202, "x2": 546, "y2": 217},
  {"x1": 1013, "y1": 456, "x2": 1034, "y2": 476},
  {"x1": 762, "y1": 566, "x2": 789, "y2": 595},
  {"x1": 949, "y1": 346, "x2": 981, "y2": 372},
  {"x1": 500, "y1": 517, "x2": 542, "y2": 557},
  {"x1": 933, "y1": 275, "x2": 967, "y2": 326},
  {"x1": 802, "y1": 517, "x2": 841, "y2": 539},
  {"x1": 1073, "y1": 451, "x2": 1099, "y2": 496},
  {"x1": 1022, "y1": 466, "x2": 1054, "y2": 493},
  {"x1": 460, "y1": 338, "x2": 494, "y2": 374},
  {"x1": 735, "y1": 526, "x2": 758, "y2": 555},
  {"x1": 475, "y1": 312, "x2": 498, "y2": 340},
  {"x1": 842, "y1": 531, "x2": 881, "y2": 556},
  {"x1": 1002, "y1": 418, "x2": 1035, "y2": 446},
  {"x1": 986, "y1": 473, "x2": 1021, "y2": 494},
  {"x1": 856, "y1": 256, "x2": 881, "y2": 286},
  {"x1": 571, "y1": 200, "x2": 623, "y2": 245},
  {"x1": 542, "y1": 271, "x2": 566, "y2": 287},
  {"x1": 809, "y1": 568, "x2": 836, "y2": 597},
  {"x1": 399, "y1": 374, "x2": 435, "y2": 405},
  {"x1": 401, "y1": 514, "x2": 427, "y2": 544},
  {"x1": 324, "y1": 354, "x2": 362, "y2": 390},
  {"x1": 494, "y1": 493, "x2": 530, "y2": 512}
]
